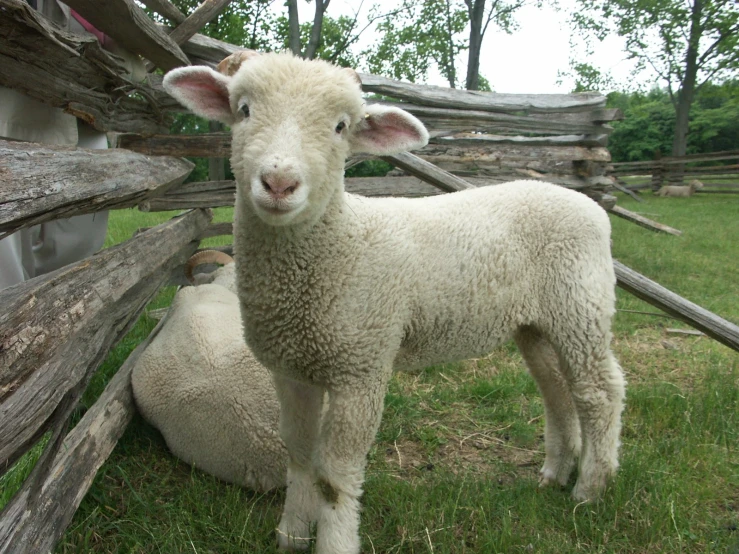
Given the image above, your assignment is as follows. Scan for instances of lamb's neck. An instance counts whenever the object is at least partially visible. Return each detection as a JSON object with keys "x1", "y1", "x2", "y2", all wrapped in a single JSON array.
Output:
[{"x1": 234, "y1": 190, "x2": 360, "y2": 269}]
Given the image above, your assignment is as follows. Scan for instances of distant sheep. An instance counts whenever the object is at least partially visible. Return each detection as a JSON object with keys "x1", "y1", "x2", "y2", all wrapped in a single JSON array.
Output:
[
  {"x1": 131, "y1": 251, "x2": 287, "y2": 492},
  {"x1": 657, "y1": 179, "x2": 704, "y2": 197},
  {"x1": 164, "y1": 52, "x2": 625, "y2": 554}
]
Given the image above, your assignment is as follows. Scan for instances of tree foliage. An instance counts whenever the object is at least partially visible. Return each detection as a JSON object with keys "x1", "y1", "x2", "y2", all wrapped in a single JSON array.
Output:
[
  {"x1": 364, "y1": 0, "x2": 469, "y2": 87},
  {"x1": 570, "y1": 0, "x2": 739, "y2": 156},
  {"x1": 363, "y1": 0, "x2": 525, "y2": 89},
  {"x1": 607, "y1": 80, "x2": 739, "y2": 162}
]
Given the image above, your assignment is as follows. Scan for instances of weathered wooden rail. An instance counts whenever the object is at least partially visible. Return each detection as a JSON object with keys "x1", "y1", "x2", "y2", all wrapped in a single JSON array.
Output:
[
  {"x1": 1, "y1": 0, "x2": 736, "y2": 551},
  {"x1": 609, "y1": 150, "x2": 739, "y2": 190}
]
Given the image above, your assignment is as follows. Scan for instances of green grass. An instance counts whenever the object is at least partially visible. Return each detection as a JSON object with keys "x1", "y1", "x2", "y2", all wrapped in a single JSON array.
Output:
[{"x1": 2, "y1": 193, "x2": 738, "y2": 553}]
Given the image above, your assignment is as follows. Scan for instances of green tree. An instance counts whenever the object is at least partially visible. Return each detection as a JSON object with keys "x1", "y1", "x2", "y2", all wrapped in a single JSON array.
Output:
[
  {"x1": 605, "y1": 80, "x2": 739, "y2": 162},
  {"x1": 364, "y1": 0, "x2": 530, "y2": 90},
  {"x1": 571, "y1": 0, "x2": 739, "y2": 157}
]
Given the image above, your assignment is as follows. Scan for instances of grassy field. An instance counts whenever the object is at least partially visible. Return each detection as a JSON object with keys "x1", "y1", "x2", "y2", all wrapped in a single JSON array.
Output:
[{"x1": 2, "y1": 191, "x2": 738, "y2": 553}]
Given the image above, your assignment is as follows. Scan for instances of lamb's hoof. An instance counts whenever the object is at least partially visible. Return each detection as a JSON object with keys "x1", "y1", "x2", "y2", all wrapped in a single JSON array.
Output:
[
  {"x1": 538, "y1": 465, "x2": 571, "y2": 488},
  {"x1": 276, "y1": 524, "x2": 312, "y2": 551},
  {"x1": 277, "y1": 534, "x2": 311, "y2": 552},
  {"x1": 571, "y1": 478, "x2": 605, "y2": 502}
]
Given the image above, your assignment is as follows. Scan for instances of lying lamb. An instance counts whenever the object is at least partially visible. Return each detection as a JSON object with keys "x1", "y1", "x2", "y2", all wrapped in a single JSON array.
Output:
[
  {"x1": 131, "y1": 250, "x2": 287, "y2": 492},
  {"x1": 164, "y1": 52, "x2": 626, "y2": 554},
  {"x1": 656, "y1": 179, "x2": 704, "y2": 197}
]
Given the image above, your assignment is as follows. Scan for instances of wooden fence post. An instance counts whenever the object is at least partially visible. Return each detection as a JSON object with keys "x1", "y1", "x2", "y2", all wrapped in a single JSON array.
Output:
[{"x1": 650, "y1": 150, "x2": 664, "y2": 191}]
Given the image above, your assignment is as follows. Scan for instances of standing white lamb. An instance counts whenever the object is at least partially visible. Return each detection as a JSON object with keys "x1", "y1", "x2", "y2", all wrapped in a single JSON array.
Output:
[
  {"x1": 164, "y1": 51, "x2": 626, "y2": 554},
  {"x1": 131, "y1": 250, "x2": 287, "y2": 492}
]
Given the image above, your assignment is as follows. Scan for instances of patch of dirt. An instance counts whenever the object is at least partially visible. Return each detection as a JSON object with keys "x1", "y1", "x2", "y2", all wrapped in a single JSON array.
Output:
[{"x1": 376, "y1": 432, "x2": 542, "y2": 486}]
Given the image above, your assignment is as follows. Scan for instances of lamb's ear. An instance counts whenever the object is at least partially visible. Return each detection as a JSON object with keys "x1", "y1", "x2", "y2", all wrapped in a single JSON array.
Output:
[
  {"x1": 163, "y1": 66, "x2": 235, "y2": 125},
  {"x1": 217, "y1": 49, "x2": 260, "y2": 76},
  {"x1": 350, "y1": 105, "x2": 429, "y2": 155}
]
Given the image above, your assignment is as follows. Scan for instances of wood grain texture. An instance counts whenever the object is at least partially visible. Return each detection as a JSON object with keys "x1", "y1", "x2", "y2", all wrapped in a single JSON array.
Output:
[
  {"x1": 63, "y1": 0, "x2": 190, "y2": 70},
  {"x1": 358, "y1": 73, "x2": 607, "y2": 113},
  {"x1": 382, "y1": 152, "x2": 476, "y2": 193},
  {"x1": 0, "y1": 140, "x2": 194, "y2": 239},
  {"x1": 608, "y1": 206, "x2": 682, "y2": 236},
  {"x1": 0, "y1": 209, "x2": 212, "y2": 476},
  {"x1": 141, "y1": 0, "x2": 186, "y2": 23},
  {"x1": 614, "y1": 260, "x2": 739, "y2": 352},
  {"x1": 117, "y1": 133, "x2": 232, "y2": 157},
  {"x1": 0, "y1": 316, "x2": 170, "y2": 553},
  {"x1": 167, "y1": 0, "x2": 233, "y2": 45},
  {"x1": 0, "y1": 0, "x2": 170, "y2": 133}
]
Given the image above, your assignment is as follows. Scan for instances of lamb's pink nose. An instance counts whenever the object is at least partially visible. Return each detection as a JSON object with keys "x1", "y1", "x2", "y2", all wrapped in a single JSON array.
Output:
[{"x1": 261, "y1": 172, "x2": 300, "y2": 199}]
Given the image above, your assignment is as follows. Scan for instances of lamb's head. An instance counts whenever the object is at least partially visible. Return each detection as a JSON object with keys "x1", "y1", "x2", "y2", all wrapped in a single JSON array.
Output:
[
  {"x1": 163, "y1": 51, "x2": 429, "y2": 227},
  {"x1": 689, "y1": 179, "x2": 704, "y2": 192},
  {"x1": 184, "y1": 250, "x2": 236, "y2": 293}
]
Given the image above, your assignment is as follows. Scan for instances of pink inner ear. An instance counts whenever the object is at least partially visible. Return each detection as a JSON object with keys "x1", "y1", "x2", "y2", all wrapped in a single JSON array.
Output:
[
  {"x1": 169, "y1": 71, "x2": 231, "y2": 119},
  {"x1": 364, "y1": 112, "x2": 421, "y2": 149},
  {"x1": 352, "y1": 109, "x2": 428, "y2": 155}
]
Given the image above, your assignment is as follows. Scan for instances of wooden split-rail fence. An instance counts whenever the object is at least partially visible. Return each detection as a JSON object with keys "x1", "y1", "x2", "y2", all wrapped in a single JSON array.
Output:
[
  {"x1": 1, "y1": 0, "x2": 738, "y2": 551},
  {"x1": 609, "y1": 150, "x2": 739, "y2": 192}
]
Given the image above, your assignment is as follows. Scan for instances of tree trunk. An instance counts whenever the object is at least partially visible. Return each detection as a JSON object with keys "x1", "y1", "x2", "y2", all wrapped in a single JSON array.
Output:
[
  {"x1": 287, "y1": 0, "x2": 301, "y2": 56},
  {"x1": 443, "y1": 0, "x2": 458, "y2": 88},
  {"x1": 304, "y1": 0, "x2": 330, "y2": 60},
  {"x1": 671, "y1": 0, "x2": 703, "y2": 162},
  {"x1": 465, "y1": 0, "x2": 485, "y2": 90}
]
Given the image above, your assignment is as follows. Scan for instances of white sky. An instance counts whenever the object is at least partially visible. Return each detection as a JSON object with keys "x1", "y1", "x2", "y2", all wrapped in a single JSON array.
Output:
[{"x1": 293, "y1": 0, "x2": 662, "y2": 94}]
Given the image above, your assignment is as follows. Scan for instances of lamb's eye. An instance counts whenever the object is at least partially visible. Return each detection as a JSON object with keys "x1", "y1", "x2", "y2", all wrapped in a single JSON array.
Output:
[
  {"x1": 239, "y1": 104, "x2": 250, "y2": 118},
  {"x1": 335, "y1": 121, "x2": 346, "y2": 134}
]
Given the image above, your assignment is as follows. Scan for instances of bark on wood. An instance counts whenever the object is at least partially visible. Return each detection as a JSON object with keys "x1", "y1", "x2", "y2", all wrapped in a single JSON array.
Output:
[
  {"x1": 614, "y1": 260, "x2": 739, "y2": 353},
  {"x1": 161, "y1": 26, "x2": 241, "y2": 66},
  {"x1": 139, "y1": 180, "x2": 236, "y2": 211},
  {"x1": 201, "y1": 222, "x2": 233, "y2": 238},
  {"x1": 208, "y1": 122, "x2": 227, "y2": 181},
  {"x1": 0, "y1": 0, "x2": 170, "y2": 134},
  {"x1": 382, "y1": 152, "x2": 477, "y2": 193},
  {"x1": 431, "y1": 134, "x2": 610, "y2": 148},
  {"x1": 0, "y1": 209, "x2": 212, "y2": 475},
  {"x1": 358, "y1": 73, "x2": 607, "y2": 113},
  {"x1": 0, "y1": 140, "x2": 194, "y2": 239},
  {"x1": 140, "y1": 0, "x2": 186, "y2": 24},
  {"x1": 392, "y1": 103, "x2": 612, "y2": 137},
  {"x1": 611, "y1": 179, "x2": 644, "y2": 202},
  {"x1": 167, "y1": 0, "x2": 234, "y2": 46},
  {"x1": 607, "y1": 206, "x2": 682, "y2": 236},
  {"x1": 416, "y1": 143, "x2": 611, "y2": 178},
  {"x1": 0, "y1": 316, "x2": 170, "y2": 553},
  {"x1": 117, "y1": 133, "x2": 232, "y2": 157},
  {"x1": 63, "y1": 0, "x2": 191, "y2": 71},
  {"x1": 666, "y1": 328, "x2": 705, "y2": 337}
]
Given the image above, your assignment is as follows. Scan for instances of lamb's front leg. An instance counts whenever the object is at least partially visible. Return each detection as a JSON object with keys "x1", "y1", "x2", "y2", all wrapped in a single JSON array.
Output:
[
  {"x1": 272, "y1": 375, "x2": 325, "y2": 551},
  {"x1": 313, "y1": 376, "x2": 390, "y2": 554}
]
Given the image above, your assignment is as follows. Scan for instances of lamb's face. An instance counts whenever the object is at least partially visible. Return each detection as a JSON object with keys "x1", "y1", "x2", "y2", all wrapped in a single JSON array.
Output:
[
  {"x1": 163, "y1": 52, "x2": 429, "y2": 228},
  {"x1": 228, "y1": 55, "x2": 365, "y2": 226}
]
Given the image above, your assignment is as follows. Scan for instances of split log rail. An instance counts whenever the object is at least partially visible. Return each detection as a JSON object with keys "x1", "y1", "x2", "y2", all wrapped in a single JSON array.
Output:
[
  {"x1": 0, "y1": 0, "x2": 737, "y2": 552},
  {"x1": 609, "y1": 150, "x2": 739, "y2": 192}
]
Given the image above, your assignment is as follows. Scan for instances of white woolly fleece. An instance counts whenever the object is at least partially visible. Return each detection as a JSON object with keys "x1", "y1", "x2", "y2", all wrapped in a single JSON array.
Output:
[{"x1": 131, "y1": 267, "x2": 287, "y2": 492}]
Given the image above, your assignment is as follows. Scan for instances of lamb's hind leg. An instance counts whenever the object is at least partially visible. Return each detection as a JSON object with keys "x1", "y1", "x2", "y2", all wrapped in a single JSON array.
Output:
[
  {"x1": 272, "y1": 375, "x2": 325, "y2": 551},
  {"x1": 557, "y1": 339, "x2": 625, "y2": 501},
  {"x1": 515, "y1": 326, "x2": 581, "y2": 488}
]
